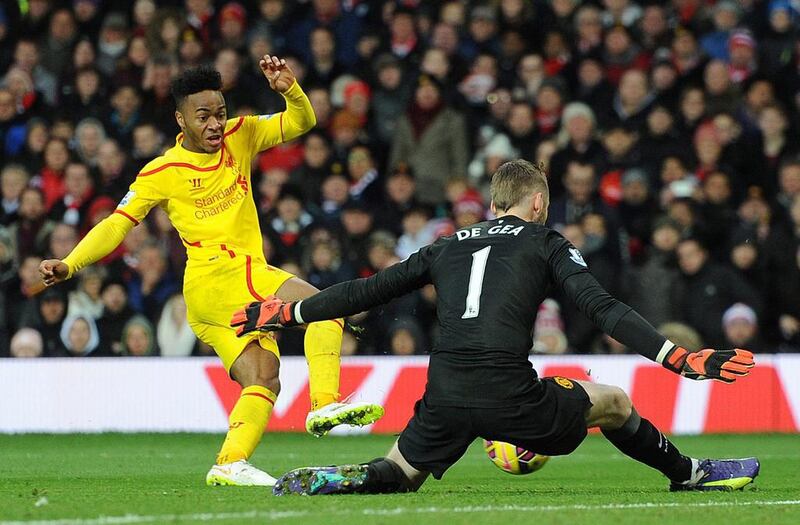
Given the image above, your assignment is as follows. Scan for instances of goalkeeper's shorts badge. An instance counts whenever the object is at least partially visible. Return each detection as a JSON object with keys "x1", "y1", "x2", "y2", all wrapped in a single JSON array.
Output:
[{"x1": 554, "y1": 376, "x2": 574, "y2": 389}]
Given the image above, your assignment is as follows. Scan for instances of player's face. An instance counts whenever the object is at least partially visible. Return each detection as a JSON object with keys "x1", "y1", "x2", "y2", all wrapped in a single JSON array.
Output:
[{"x1": 177, "y1": 90, "x2": 227, "y2": 154}]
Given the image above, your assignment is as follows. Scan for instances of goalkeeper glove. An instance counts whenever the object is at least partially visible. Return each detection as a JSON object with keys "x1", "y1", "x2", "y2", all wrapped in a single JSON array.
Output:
[
  {"x1": 230, "y1": 296, "x2": 300, "y2": 337},
  {"x1": 659, "y1": 344, "x2": 754, "y2": 383}
]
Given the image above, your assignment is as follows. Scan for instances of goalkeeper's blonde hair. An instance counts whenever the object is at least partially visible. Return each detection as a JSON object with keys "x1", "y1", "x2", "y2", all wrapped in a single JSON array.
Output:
[{"x1": 489, "y1": 160, "x2": 549, "y2": 212}]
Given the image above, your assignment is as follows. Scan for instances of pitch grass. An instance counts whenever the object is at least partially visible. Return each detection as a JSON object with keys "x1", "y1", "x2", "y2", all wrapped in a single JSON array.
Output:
[{"x1": 1, "y1": 434, "x2": 798, "y2": 525}]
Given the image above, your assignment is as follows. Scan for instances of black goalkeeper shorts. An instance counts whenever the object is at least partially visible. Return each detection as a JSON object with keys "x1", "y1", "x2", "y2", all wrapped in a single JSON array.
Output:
[{"x1": 397, "y1": 377, "x2": 592, "y2": 479}]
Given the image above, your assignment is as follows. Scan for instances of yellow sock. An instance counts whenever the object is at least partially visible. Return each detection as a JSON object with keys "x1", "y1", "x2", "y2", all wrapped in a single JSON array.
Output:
[
  {"x1": 304, "y1": 319, "x2": 343, "y2": 410},
  {"x1": 215, "y1": 385, "x2": 277, "y2": 465}
]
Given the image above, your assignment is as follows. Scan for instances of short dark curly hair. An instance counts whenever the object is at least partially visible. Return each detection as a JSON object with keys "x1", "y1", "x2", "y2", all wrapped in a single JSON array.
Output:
[{"x1": 171, "y1": 66, "x2": 222, "y2": 109}]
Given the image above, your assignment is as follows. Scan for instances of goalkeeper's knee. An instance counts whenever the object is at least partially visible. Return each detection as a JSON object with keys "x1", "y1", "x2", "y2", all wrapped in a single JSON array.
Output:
[{"x1": 363, "y1": 458, "x2": 415, "y2": 493}]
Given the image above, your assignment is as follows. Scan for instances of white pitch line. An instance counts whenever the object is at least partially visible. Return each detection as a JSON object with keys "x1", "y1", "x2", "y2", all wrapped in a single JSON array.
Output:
[{"x1": 3, "y1": 499, "x2": 800, "y2": 525}]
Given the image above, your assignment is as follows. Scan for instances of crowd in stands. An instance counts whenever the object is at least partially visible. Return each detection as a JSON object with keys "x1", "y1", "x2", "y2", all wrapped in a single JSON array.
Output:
[{"x1": 1, "y1": 0, "x2": 800, "y2": 358}]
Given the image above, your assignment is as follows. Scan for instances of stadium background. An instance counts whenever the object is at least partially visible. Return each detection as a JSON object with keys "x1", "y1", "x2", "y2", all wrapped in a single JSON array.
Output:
[{"x1": 0, "y1": 0, "x2": 799, "y2": 434}]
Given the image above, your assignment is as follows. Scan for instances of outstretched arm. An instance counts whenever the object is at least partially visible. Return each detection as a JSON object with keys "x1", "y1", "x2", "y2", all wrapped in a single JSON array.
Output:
[
  {"x1": 549, "y1": 231, "x2": 753, "y2": 383},
  {"x1": 249, "y1": 55, "x2": 316, "y2": 152},
  {"x1": 40, "y1": 175, "x2": 162, "y2": 286},
  {"x1": 231, "y1": 242, "x2": 442, "y2": 335},
  {"x1": 39, "y1": 212, "x2": 135, "y2": 285}
]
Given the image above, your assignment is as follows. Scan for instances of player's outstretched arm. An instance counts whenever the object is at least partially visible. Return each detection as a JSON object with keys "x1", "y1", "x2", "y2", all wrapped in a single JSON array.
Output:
[
  {"x1": 38, "y1": 212, "x2": 135, "y2": 286},
  {"x1": 259, "y1": 54, "x2": 316, "y2": 142},
  {"x1": 231, "y1": 242, "x2": 440, "y2": 336},
  {"x1": 561, "y1": 270, "x2": 754, "y2": 383}
]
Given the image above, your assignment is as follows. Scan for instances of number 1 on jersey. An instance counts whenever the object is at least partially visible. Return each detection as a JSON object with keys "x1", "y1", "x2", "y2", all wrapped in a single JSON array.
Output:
[{"x1": 462, "y1": 246, "x2": 491, "y2": 319}]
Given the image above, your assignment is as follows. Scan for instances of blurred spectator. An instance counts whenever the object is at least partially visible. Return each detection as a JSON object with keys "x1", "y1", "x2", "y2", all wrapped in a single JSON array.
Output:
[
  {"x1": 95, "y1": 139, "x2": 133, "y2": 201},
  {"x1": 67, "y1": 265, "x2": 107, "y2": 320},
  {"x1": 370, "y1": 54, "x2": 409, "y2": 149},
  {"x1": 0, "y1": 164, "x2": 28, "y2": 226},
  {"x1": 157, "y1": 294, "x2": 196, "y2": 357},
  {"x1": 10, "y1": 327, "x2": 44, "y2": 358},
  {"x1": 339, "y1": 201, "x2": 374, "y2": 276},
  {"x1": 121, "y1": 315, "x2": 156, "y2": 356},
  {"x1": 347, "y1": 145, "x2": 381, "y2": 204},
  {"x1": 289, "y1": 131, "x2": 332, "y2": 204},
  {"x1": 723, "y1": 303, "x2": 768, "y2": 353},
  {"x1": 305, "y1": 238, "x2": 355, "y2": 291},
  {"x1": 727, "y1": 30, "x2": 758, "y2": 84},
  {"x1": 396, "y1": 207, "x2": 434, "y2": 261},
  {"x1": 389, "y1": 74, "x2": 468, "y2": 205},
  {"x1": 675, "y1": 238, "x2": 762, "y2": 348},
  {"x1": 700, "y1": 1, "x2": 741, "y2": 61},
  {"x1": 218, "y1": 3, "x2": 248, "y2": 53},
  {"x1": 532, "y1": 299, "x2": 568, "y2": 355},
  {"x1": 387, "y1": 319, "x2": 425, "y2": 356},
  {"x1": 39, "y1": 8, "x2": 78, "y2": 78},
  {"x1": 759, "y1": 0, "x2": 798, "y2": 79},
  {"x1": 658, "y1": 321, "x2": 704, "y2": 351},
  {"x1": 127, "y1": 242, "x2": 178, "y2": 323},
  {"x1": 29, "y1": 287, "x2": 68, "y2": 356},
  {"x1": 58, "y1": 313, "x2": 100, "y2": 357},
  {"x1": 74, "y1": 118, "x2": 106, "y2": 167},
  {"x1": 47, "y1": 223, "x2": 79, "y2": 261},
  {"x1": 288, "y1": 0, "x2": 362, "y2": 67},
  {"x1": 12, "y1": 39, "x2": 57, "y2": 107},
  {"x1": 131, "y1": 123, "x2": 165, "y2": 168},
  {"x1": 452, "y1": 192, "x2": 485, "y2": 229},
  {"x1": 265, "y1": 187, "x2": 314, "y2": 265},
  {"x1": 96, "y1": 13, "x2": 130, "y2": 77},
  {"x1": 7, "y1": 187, "x2": 55, "y2": 262},
  {"x1": 0, "y1": 88, "x2": 25, "y2": 166},
  {"x1": 107, "y1": 86, "x2": 142, "y2": 148},
  {"x1": 140, "y1": 55, "x2": 178, "y2": 137},
  {"x1": 703, "y1": 60, "x2": 740, "y2": 115},
  {"x1": 49, "y1": 163, "x2": 94, "y2": 227},
  {"x1": 605, "y1": 69, "x2": 653, "y2": 132},
  {"x1": 626, "y1": 218, "x2": 682, "y2": 328},
  {"x1": 97, "y1": 279, "x2": 135, "y2": 355},
  {"x1": 306, "y1": 27, "x2": 344, "y2": 87},
  {"x1": 215, "y1": 48, "x2": 258, "y2": 116}
]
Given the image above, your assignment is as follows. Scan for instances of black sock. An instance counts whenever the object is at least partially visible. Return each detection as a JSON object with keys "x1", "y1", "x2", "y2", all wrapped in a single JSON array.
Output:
[
  {"x1": 363, "y1": 458, "x2": 409, "y2": 493},
  {"x1": 602, "y1": 408, "x2": 693, "y2": 482}
]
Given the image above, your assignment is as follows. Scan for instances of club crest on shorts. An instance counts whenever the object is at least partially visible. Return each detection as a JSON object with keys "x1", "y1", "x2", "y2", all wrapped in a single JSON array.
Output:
[{"x1": 554, "y1": 376, "x2": 574, "y2": 389}]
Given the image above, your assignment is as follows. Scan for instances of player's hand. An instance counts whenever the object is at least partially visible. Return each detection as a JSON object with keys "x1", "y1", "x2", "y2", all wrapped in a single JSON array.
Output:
[
  {"x1": 259, "y1": 55, "x2": 296, "y2": 93},
  {"x1": 661, "y1": 345, "x2": 754, "y2": 383},
  {"x1": 38, "y1": 259, "x2": 69, "y2": 288},
  {"x1": 230, "y1": 296, "x2": 300, "y2": 336}
]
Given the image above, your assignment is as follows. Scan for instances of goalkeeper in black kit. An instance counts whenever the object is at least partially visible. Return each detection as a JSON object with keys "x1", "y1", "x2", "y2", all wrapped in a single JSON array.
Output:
[{"x1": 231, "y1": 160, "x2": 760, "y2": 495}]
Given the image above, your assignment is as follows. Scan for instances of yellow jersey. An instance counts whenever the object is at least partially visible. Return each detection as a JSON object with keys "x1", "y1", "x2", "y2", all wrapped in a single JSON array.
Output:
[{"x1": 63, "y1": 81, "x2": 315, "y2": 278}]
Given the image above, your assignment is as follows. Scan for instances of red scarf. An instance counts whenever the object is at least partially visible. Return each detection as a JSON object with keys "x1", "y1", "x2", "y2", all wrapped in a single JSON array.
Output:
[{"x1": 408, "y1": 101, "x2": 443, "y2": 139}]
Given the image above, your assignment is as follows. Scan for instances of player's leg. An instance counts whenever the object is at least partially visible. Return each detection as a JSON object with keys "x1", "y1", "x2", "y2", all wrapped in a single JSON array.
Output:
[
  {"x1": 579, "y1": 380, "x2": 759, "y2": 491},
  {"x1": 273, "y1": 398, "x2": 470, "y2": 496},
  {"x1": 275, "y1": 276, "x2": 383, "y2": 436},
  {"x1": 206, "y1": 340, "x2": 281, "y2": 486},
  {"x1": 272, "y1": 439, "x2": 430, "y2": 496}
]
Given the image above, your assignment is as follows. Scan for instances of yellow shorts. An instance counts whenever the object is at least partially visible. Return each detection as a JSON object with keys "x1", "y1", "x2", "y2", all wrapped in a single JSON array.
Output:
[{"x1": 184, "y1": 251, "x2": 294, "y2": 372}]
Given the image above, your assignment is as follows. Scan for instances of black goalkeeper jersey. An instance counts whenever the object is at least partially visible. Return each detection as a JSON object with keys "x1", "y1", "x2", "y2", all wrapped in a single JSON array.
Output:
[{"x1": 298, "y1": 215, "x2": 667, "y2": 407}]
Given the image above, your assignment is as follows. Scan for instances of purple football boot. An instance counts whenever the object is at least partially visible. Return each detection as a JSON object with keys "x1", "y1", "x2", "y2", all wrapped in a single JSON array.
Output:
[
  {"x1": 273, "y1": 464, "x2": 369, "y2": 496},
  {"x1": 670, "y1": 458, "x2": 760, "y2": 491}
]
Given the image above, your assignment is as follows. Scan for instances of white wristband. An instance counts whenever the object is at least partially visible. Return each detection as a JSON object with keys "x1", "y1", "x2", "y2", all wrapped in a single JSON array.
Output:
[
  {"x1": 655, "y1": 340, "x2": 675, "y2": 365},
  {"x1": 293, "y1": 301, "x2": 304, "y2": 324}
]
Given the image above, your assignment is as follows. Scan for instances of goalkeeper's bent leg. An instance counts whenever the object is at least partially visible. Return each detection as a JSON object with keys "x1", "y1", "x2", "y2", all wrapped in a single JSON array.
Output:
[
  {"x1": 217, "y1": 344, "x2": 280, "y2": 465},
  {"x1": 601, "y1": 407, "x2": 693, "y2": 482},
  {"x1": 304, "y1": 319, "x2": 343, "y2": 410},
  {"x1": 584, "y1": 381, "x2": 692, "y2": 482}
]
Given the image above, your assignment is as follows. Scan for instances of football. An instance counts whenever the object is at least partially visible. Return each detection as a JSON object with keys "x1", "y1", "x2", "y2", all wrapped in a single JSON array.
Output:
[{"x1": 483, "y1": 439, "x2": 550, "y2": 475}]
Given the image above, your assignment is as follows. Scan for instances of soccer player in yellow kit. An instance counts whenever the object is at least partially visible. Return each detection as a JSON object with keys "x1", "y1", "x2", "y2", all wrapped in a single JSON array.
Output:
[{"x1": 38, "y1": 56, "x2": 384, "y2": 486}]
